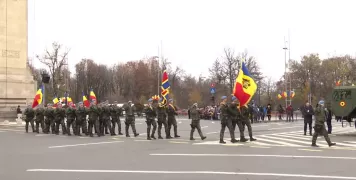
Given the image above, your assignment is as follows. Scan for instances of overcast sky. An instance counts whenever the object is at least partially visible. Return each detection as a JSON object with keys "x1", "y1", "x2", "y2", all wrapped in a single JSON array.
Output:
[{"x1": 28, "y1": 0, "x2": 356, "y2": 81}]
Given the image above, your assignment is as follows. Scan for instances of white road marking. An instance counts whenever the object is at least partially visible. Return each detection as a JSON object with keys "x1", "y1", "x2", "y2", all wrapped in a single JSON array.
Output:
[
  {"x1": 149, "y1": 153, "x2": 356, "y2": 160},
  {"x1": 25, "y1": 169, "x2": 356, "y2": 179},
  {"x1": 255, "y1": 136, "x2": 304, "y2": 147},
  {"x1": 211, "y1": 121, "x2": 215, "y2": 124},
  {"x1": 178, "y1": 121, "x2": 182, "y2": 124},
  {"x1": 0, "y1": 128, "x2": 24, "y2": 132},
  {"x1": 36, "y1": 134, "x2": 52, "y2": 136},
  {"x1": 134, "y1": 140, "x2": 151, "y2": 142},
  {"x1": 48, "y1": 141, "x2": 124, "y2": 148},
  {"x1": 0, "y1": 131, "x2": 4, "y2": 133},
  {"x1": 268, "y1": 126, "x2": 302, "y2": 130},
  {"x1": 201, "y1": 126, "x2": 208, "y2": 129},
  {"x1": 205, "y1": 131, "x2": 219, "y2": 135},
  {"x1": 299, "y1": 149, "x2": 323, "y2": 152},
  {"x1": 260, "y1": 135, "x2": 327, "y2": 147},
  {"x1": 250, "y1": 146, "x2": 270, "y2": 148},
  {"x1": 344, "y1": 141, "x2": 356, "y2": 144},
  {"x1": 136, "y1": 123, "x2": 143, "y2": 125},
  {"x1": 250, "y1": 141, "x2": 272, "y2": 146},
  {"x1": 169, "y1": 141, "x2": 189, "y2": 144}
]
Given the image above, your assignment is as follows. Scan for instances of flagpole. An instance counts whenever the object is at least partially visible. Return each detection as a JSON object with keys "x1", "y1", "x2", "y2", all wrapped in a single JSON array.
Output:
[
  {"x1": 157, "y1": 44, "x2": 160, "y2": 96},
  {"x1": 42, "y1": 83, "x2": 45, "y2": 105}
]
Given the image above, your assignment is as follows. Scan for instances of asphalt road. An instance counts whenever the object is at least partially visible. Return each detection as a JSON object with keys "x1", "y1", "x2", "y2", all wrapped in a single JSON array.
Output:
[{"x1": 1, "y1": 118, "x2": 356, "y2": 180}]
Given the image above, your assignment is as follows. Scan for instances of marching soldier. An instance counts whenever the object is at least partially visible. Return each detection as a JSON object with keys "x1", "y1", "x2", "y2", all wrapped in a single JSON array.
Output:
[
  {"x1": 122, "y1": 100, "x2": 139, "y2": 137},
  {"x1": 167, "y1": 99, "x2": 180, "y2": 138},
  {"x1": 102, "y1": 101, "x2": 113, "y2": 136},
  {"x1": 34, "y1": 104, "x2": 45, "y2": 133},
  {"x1": 145, "y1": 98, "x2": 157, "y2": 140},
  {"x1": 157, "y1": 98, "x2": 169, "y2": 139},
  {"x1": 240, "y1": 104, "x2": 257, "y2": 142},
  {"x1": 66, "y1": 102, "x2": 76, "y2": 136},
  {"x1": 189, "y1": 103, "x2": 206, "y2": 140},
  {"x1": 219, "y1": 96, "x2": 238, "y2": 144},
  {"x1": 97, "y1": 102, "x2": 104, "y2": 135},
  {"x1": 43, "y1": 103, "x2": 55, "y2": 134},
  {"x1": 311, "y1": 100, "x2": 336, "y2": 147},
  {"x1": 229, "y1": 96, "x2": 244, "y2": 141},
  {"x1": 54, "y1": 103, "x2": 66, "y2": 135},
  {"x1": 88, "y1": 100, "x2": 100, "y2": 137},
  {"x1": 24, "y1": 105, "x2": 35, "y2": 133},
  {"x1": 75, "y1": 102, "x2": 87, "y2": 136},
  {"x1": 111, "y1": 101, "x2": 123, "y2": 135}
]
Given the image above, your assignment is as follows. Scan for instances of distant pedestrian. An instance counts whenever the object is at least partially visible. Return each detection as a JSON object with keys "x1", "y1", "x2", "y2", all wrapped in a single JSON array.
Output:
[
  {"x1": 266, "y1": 104, "x2": 272, "y2": 121},
  {"x1": 301, "y1": 101, "x2": 314, "y2": 136}
]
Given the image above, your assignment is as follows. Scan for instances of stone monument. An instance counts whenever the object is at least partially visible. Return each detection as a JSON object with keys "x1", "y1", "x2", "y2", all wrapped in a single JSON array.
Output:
[{"x1": 0, "y1": 0, "x2": 36, "y2": 120}]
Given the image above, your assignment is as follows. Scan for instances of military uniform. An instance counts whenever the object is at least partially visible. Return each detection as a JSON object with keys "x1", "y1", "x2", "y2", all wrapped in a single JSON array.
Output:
[
  {"x1": 43, "y1": 106, "x2": 55, "y2": 134},
  {"x1": 219, "y1": 101, "x2": 236, "y2": 143},
  {"x1": 102, "y1": 104, "x2": 113, "y2": 135},
  {"x1": 75, "y1": 106, "x2": 87, "y2": 136},
  {"x1": 24, "y1": 107, "x2": 35, "y2": 133},
  {"x1": 97, "y1": 105, "x2": 104, "y2": 136},
  {"x1": 167, "y1": 103, "x2": 180, "y2": 138},
  {"x1": 189, "y1": 104, "x2": 206, "y2": 140},
  {"x1": 123, "y1": 102, "x2": 139, "y2": 137},
  {"x1": 88, "y1": 104, "x2": 100, "y2": 137},
  {"x1": 66, "y1": 106, "x2": 76, "y2": 136},
  {"x1": 312, "y1": 102, "x2": 335, "y2": 147},
  {"x1": 240, "y1": 105, "x2": 256, "y2": 142},
  {"x1": 54, "y1": 106, "x2": 67, "y2": 135},
  {"x1": 157, "y1": 105, "x2": 169, "y2": 139},
  {"x1": 145, "y1": 102, "x2": 157, "y2": 140},
  {"x1": 34, "y1": 107, "x2": 45, "y2": 133},
  {"x1": 228, "y1": 101, "x2": 244, "y2": 140},
  {"x1": 111, "y1": 105, "x2": 123, "y2": 135}
]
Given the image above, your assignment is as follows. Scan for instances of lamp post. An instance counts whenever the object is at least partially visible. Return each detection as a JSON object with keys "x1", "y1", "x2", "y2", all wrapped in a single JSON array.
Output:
[{"x1": 283, "y1": 44, "x2": 288, "y2": 108}]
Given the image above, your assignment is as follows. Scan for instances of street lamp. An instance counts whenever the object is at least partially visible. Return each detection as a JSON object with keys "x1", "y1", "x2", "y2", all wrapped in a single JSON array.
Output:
[{"x1": 283, "y1": 45, "x2": 288, "y2": 108}]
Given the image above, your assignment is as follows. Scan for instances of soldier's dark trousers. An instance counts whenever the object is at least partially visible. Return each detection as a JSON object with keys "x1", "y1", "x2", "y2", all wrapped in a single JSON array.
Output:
[
  {"x1": 167, "y1": 116, "x2": 179, "y2": 137},
  {"x1": 220, "y1": 119, "x2": 235, "y2": 140},
  {"x1": 43, "y1": 119, "x2": 51, "y2": 133},
  {"x1": 157, "y1": 118, "x2": 168, "y2": 138},
  {"x1": 304, "y1": 118, "x2": 312, "y2": 135},
  {"x1": 111, "y1": 118, "x2": 122, "y2": 134},
  {"x1": 267, "y1": 115, "x2": 271, "y2": 121},
  {"x1": 88, "y1": 120, "x2": 96, "y2": 136},
  {"x1": 66, "y1": 119, "x2": 75, "y2": 135},
  {"x1": 96, "y1": 120, "x2": 104, "y2": 135},
  {"x1": 40, "y1": 119, "x2": 44, "y2": 132},
  {"x1": 326, "y1": 118, "x2": 332, "y2": 134},
  {"x1": 75, "y1": 120, "x2": 83, "y2": 135},
  {"x1": 232, "y1": 120, "x2": 244, "y2": 138},
  {"x1": 102, "y1": 118, "x2": 113, "y2": 135},
  {"x1": 55, "y1": 119, "x2": 66, "y2": 135},
  {"x1": 82, "y1": 120, "x2": 88, "y2": 135},
  {"x1": 125, "y1": 117, "x2": 138, "y2": 136},
  {"x1": 146, "y1": 119, "x2": 157, "y2": 138},
  {"x1": 190, "y1": 120, "x2": 204, "y2": 138},
  {"x1": 242, "y1": 119, "x2": 253, "y2": 139},
  {"x1": 50, "y1": 119, "x2": 55, "y2": 134},
  {"x1": 25, "y1": 119, "x2": 35, "y2": 133},
  {"x1": 35, "y1": 119, "x2": 43, "y2": 133},
  {"x1": 312, "y1": 125, "x2": 332, "y2": 145}
]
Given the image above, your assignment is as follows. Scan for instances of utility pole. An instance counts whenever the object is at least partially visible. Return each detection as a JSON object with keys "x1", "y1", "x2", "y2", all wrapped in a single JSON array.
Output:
[
  {"x1": 283, "y1": 37, "x2": 288, "y2": 108},
  {"x1": 288, "y1": 30, "x2": 292, "y2": 106}
]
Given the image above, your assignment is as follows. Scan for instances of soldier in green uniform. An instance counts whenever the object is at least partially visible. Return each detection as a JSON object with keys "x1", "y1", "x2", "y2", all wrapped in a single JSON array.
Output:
[
  {"x1": 75, "y1": 102, "x2": 87, "y2": 136},
  {"x1": 240, "y1": 105, "x2": 257, "y2": 142},
  {"x1": 219, "y1": 96, "x2": 238, "y2": 144},
  {"x1": 229, "y1": 97, "x2": 244, "y2": 140},
  {"x1": 24, "y1": 105, "x2": 35, "y2": 133},
  {"x1": 167, "y1": 99, "x2": 180, "y2": 138},
  {"x1": 311, "y1": 100, "x2": 336, "y2": 147},
  {"x1": 189, "y1": 103, "x2": 206, "y2": 140},
  {"x1": 66, "y1": 102, "x2": 76, "y2": 136},
  {"x1": 156, "y1": 99, "x2": 169, "y2": 139},
  {"x1": 102, "y1": 101, "x2": 113, "y2": 136},
  {"x1": 54, "y1": 103, "x2": 66, "y2": 135},
  {"x1": 43, "y1": 103, "x2": 55, "y2": 134},
  {"x1": 88, "y1": 100, "x2": 100, "y2": 137},
  {"x1": 111, "y1": 101, "x2": 123, "y2": 135},
  {"x1": 122, "y1": 100, "x2": 139, "y2": 137},
  {"x1": 97, "y1": 103, "x2": 104, "y2": 136},
  {"x1": 34, "y1": 104, "x2": 45, "y2": 133},
  {"x1": 145, "y1": 98, "x2": 157, "y2": 140}
]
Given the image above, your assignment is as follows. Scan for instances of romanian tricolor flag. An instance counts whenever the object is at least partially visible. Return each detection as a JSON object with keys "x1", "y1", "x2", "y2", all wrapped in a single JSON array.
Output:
[
  {"x1": 336, "y1": 80, "x2": 341, "y2": 86},
  {"x1": 32, "y1": 86, "x2": 43, "y2": 108},
  {"x1": 232, "y1": 60, "x2": 257, "y2": 106},
  {"x1": 277, "y1": 94, "x2": 282, "y2": 99},
  {"x1": 89, "y1": 88, "x2": 97, "y2": 103},
  {"x1": 52, "y1": 95, "x2": 59, "y2": 107},
  {"x1": 160, "y1": 67, "x2": 170, "y2": 105},
  {"x1": 82, "y1": 92, "x2": 90, "y2": 107},
  {"x1": 290, "y1": 91, "x2": 295, "y2": 98},
  {"x1": 282, "y1": 92, "x2": 287, "y2": 98}
]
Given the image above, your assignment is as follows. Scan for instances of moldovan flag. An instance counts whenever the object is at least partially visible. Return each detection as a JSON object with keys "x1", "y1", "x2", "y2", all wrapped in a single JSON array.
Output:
[
  {"x1": 277, "y1": 94, "x2": 282, "y2": 99},
  {"x1": 290, "y1": 91, "x2": 295, "y2": 98},
  {"x1": 89, "y1": 88, "x2": 97, "y2": 103},
  {"x1": 32, "y1": 86, "x2": 43, "y2": 108},
  {"x1": 52, "y1": 95, "x2": 59, "y2": 107},
  {"x1": 336, "y1": 80, "x2": 341, "y2": 86},
  {"x1": 232, "y1": 60, "x2": 257, "y2": 107},
  {"x1": 82, "y1": 92, "x2": 90, "y2": 108}
]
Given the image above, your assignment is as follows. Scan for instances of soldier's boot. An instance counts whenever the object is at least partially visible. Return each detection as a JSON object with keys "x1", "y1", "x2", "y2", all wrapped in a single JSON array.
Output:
[
  {"x1": 329, "y1": 143, "x2": 336, "y2": 147},
  {"x1": 311, "y1": 143, "x2": 319, "y2": 147},
  {"x1": 190, "y1": 129, "x2": 195, "y2": 140},
  {"x1": 201, "y1": 136, "x2": 207, "y2": 140},
  {"x1": 240, "y1": 136, "x2": 248, "y2": 142},
  {"x1": 150, "y1": 134, "x2": 156, "y2": 140},
  {"x1": 219, "y1": 128, "x2": 225, "y2": 144},
  {"x1": 67, "y1": 124, "x2": 71, "y2": 136},
  {"x1": 174, "y1": 125, "x2": 180, "y2": 138},
  {"x1": 219, "y1": 139, "x2": 226, "y2": 144},
  {"x1": 105, "y1": 126, "x2": 109, "y2": 134},
  {"x1": 250, "y1": 137, "x2": 257, "y2": 141},
  {"x1": 125, "y1": 125, "x2": 130, "y2": 137},
  {"x1": 147, "y1": 128, "x2": 152, "y2": 140}
]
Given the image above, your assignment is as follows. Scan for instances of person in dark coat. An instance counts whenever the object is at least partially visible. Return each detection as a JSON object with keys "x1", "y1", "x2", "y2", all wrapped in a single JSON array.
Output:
[{"x1": 301, "y1": 101, "x2": 314, "y2": 136}]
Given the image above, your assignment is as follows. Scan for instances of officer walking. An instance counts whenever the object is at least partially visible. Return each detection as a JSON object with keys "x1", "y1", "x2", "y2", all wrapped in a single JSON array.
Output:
[
  {"x1": 122, "y1": 101, "x2": 139, "y2": 137},
  {"x1": 326, "y1": 104, "x2": 333, "y2": 134},
  {"x1": 66, "y1": 102, "x2": 76, "y2": 136},
  {"x1": 102, "y1": 101, "x2": 113, "y2": 136},
  {"x1": 302, "y1": 101, "x2": 314, "y2": 136},
  {"x1": 43, "y1": 103, "x2": 55, "y2": 134},
  {"x1": 111, "y1": 101, "x2": 123, "y2": 135},
  {"x1": 167, "y1": 99, "x2": 180, "y2": 138},
  {"x1": 240, "y1": 105, "x2": 257, "y2": 142},
  {"x1": 145, "y1": 98, "x2": 157, "y2": 140},
  {"x1": 189, "y1": 103, "x2": 206, "y2": 140},
  {"x1": 54, "y1": 103, "x2": 66, "y2": 135},
  {"x1": 88, "y1": 100, "x2": 100, "y2": 137},
  {"x1": 24, "y1": 105, "x2": 35, "y2": 133},
  {"x1": 34, "y1": 104, "x2": 45, "y2": 133},
  {"x1": 75, "y1": 102, "x2": 87, "y2": 136},
  {"x1": 229, "y1": 96, "x2": 244, "y2": 140},
  {"x1": 311, "y1": 100, "x2": 336, "y2": 147},
  {"x1": 157, "y1": 98, "x2": 169, "y2": 139},
  {"x1": 219, "y1": 96, "x2": 238, "y2": 144}
]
